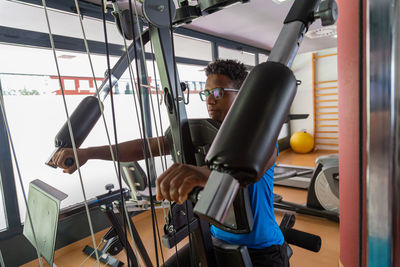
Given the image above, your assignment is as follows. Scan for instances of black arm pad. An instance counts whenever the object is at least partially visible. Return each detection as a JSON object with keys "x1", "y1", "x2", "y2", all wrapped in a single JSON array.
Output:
[
  {"x1": 54, "y1": 96, "x2": 102, "y2": 148},
  {"x1": 205, "y1": 62, "x2": 297, "y2": 185},
  {"x1": 283, "y1": 228, "x2": 322, "y2": 252}
]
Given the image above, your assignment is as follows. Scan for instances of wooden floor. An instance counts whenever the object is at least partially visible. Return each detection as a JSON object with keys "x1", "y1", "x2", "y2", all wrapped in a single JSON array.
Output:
[
  {"x1": 277, "y1": 148, "x2": 337, "y2": 168},
  {"x1": 22, "y1": 209, "x2": 185, "y2": 267},
  {"x1": 24, "y1": 149, "x2": 339, "y2": 267}
]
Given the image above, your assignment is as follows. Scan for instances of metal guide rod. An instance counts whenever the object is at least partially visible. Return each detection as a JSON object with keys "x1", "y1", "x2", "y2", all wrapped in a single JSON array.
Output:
[
  {"x1": 149, "y1": 25, "x2": 196, "y2": 164},
  {"x1": 97, "y1": 29, "x2": 150, "y2": 101},
  {"x1": 267, "y1": 21, "x2": 307, "y2": 67}
]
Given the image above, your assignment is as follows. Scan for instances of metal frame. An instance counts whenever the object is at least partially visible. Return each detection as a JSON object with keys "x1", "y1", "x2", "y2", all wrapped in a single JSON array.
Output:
[
  {"x1": 0, "y1": 79, "x2": 22, "y2": 236},
  {"x1": 0, "y1": 26, "x2": 211, "y2": 66},
  {"x1": 367, "y1": 0, "x2": 400, "y2": 266}
]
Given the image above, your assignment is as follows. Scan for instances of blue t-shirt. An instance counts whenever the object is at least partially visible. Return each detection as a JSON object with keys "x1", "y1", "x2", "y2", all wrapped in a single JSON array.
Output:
[{"x1": 210, "y1": 147, "x2": 283, "y2": 249}]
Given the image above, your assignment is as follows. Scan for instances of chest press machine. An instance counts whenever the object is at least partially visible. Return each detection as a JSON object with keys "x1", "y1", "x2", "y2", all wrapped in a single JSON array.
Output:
[{"x1": 42, "y1": 0, "x2": 337, "y2": 266}]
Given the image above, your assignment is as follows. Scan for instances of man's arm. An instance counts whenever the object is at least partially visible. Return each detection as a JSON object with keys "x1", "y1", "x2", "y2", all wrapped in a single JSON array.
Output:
[
  {"x1": 50, "y1": 136, "x2": 169, "y2": 174},
  {"x1": 156, "y1": 146, "x2": 278, "y2": 204},
  {"x1": 156, "y1": 163, "x2": 210, "y2": 204}
]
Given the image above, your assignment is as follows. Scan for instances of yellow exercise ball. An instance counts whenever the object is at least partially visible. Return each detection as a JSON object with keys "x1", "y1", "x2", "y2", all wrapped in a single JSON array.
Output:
[{"x1": 290, "y1": 131, "x2": 314, "y2": 153}]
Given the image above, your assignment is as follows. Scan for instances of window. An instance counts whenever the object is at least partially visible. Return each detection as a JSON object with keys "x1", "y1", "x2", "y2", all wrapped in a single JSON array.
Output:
[
  {"x1": 259, "y1": 53, "x2": 269, "y2": 63},
  {"x1": 176, "y1": 64, "x2": 208, "y2": 118},
  {"x1": 1, "y1": 0, "x2": 125, "y2": 46},
  {"x1": 0, "y1": 44, "x2": 136, "y2": 222},
  {"x1": 0, "y1": 42, "x2": 212, "y2": 224},
  {"x1": 219, "y1": 46, "x2": 256, "y2": 66},
  {"x1": 144, "y1": 34, "x2": 213, "y2": 63},
  {"x1": 173, "y1": 34, "x2": 212, "y2": 62}
]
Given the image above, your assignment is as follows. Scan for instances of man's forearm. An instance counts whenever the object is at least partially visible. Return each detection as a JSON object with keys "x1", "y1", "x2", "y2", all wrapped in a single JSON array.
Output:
[{"x1": 83, "y1": 136, "x2": 169, "y2": 162}]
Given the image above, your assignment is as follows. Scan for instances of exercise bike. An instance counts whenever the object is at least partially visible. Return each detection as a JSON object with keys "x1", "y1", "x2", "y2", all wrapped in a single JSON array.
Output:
[{"x1": 274, "y1": 154, "x2": 339, "y2": 222}]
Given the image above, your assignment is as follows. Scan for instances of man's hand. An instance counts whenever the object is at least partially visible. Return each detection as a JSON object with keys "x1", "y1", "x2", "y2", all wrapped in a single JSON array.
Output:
[
  {"x1": 156, "y1": 163, "x2": 210, "y2": 204},
  {"x1": 48, "y1": 148, "x2": 89, "y2": 174}
]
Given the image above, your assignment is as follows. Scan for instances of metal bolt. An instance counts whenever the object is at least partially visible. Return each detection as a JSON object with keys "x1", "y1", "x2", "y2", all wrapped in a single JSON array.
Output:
[
  {"x1": 168, "y1": 225, "x2": 175, "y2": 233},
  {"x1": 157, "y1": 5, "x2": 165, "y2": 12},
  {"x1": 177, "y1": 151, "x2": 181, "y2": 156}
]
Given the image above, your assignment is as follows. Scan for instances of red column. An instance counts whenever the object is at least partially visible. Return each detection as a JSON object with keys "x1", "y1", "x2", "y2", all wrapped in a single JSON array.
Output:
[{"x1": 337, "y1": 0, "x2": 366, "y2": 266}]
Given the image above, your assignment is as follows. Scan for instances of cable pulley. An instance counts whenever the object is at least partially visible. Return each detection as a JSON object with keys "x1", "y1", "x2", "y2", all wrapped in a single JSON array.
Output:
[{"x1": 142, "y1": 0, "x2": 176, "y2": 27}]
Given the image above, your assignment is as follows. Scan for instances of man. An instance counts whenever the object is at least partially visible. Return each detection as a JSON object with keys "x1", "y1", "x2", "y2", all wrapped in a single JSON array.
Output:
[{"x1": 51, "y1": 59, "x2": 289, "y2": 267}]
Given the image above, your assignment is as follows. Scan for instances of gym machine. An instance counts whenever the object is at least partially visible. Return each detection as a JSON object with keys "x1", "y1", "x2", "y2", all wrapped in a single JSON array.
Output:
[
  {"x1": 273, "y1": 154, "x2": 339, "y2": 222},
  {"x1": 38, "y1": 0, "x2": 338, "y2": 266}
]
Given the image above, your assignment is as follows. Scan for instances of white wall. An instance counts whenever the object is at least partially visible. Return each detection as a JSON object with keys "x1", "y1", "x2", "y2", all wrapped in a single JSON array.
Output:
[{"x1": 290, "y1": 47, "x2": 338, "y2": 137}]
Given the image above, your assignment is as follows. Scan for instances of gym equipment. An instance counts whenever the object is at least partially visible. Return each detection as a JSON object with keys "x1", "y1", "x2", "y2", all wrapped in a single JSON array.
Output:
[
  {"x1": 23, "y1": 180, "x2": 68, "y2": 266},
  {"x1": 290, "y1": 131, "x2": 314, "y2": 153},
  {"x1": 163, "y1": 200, "x2": 321, "y2": 267},
  {"x1": 274, "y1": 164, "x2": 314, "y2": 189},
  {"x1": 45, "y1": 96, "x2": 103, "y2": 168},
  {"x1": 82, "y1": 184, "x2": 153, "y2": 267},
  {"x1": 307, "y1": 154, "x2": 339, "y2": 213},
  {"x1": 274, "y1": 154, "x2": 339, "y2": 222},
  {"x1": 40, "y1": 0, "x2": 338, "y2": 266},
  {"x1": 194, "y1": 0, "x2": 338, "y2": 234}
]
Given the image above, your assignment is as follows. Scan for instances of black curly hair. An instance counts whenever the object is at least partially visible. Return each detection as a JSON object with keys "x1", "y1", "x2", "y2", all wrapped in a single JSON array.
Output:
[{"x1": 205, "y1": 59, "x2": 248, "y2": 89}]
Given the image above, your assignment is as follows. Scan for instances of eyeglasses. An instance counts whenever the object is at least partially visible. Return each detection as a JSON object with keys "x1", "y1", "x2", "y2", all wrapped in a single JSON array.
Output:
[{"x1": 199, "y1": 87, "x2": 239, "y2": 101}]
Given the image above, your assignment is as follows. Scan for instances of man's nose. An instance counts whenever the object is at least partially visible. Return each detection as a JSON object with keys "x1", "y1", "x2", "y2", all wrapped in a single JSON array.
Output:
[{"x1": 206, "y1": 94, "x2": 216, "y2": 104}]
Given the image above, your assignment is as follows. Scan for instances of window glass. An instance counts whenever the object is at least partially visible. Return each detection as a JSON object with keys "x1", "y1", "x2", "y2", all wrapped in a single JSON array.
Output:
[
  {"x1": 219, "y1": 46, "x2": 256, "y2": 66},
  {"x1": 0, "y1": 43, "x2": 211, "y2": 223},
  {"x1": 145, "y1": 34, "x2": 212, "y2": 62},
  {"x1": 259, "y1": 53, "x2": 269, "y2": 63},
  {"x1": 0, "y1": 44, "x2": 143, "y2": 222},
  {"x1": 173, "y1": 34, "x2": 212, "y2": 62},
  {"x1": 176, "y1": 64, "x2": 208, "y2": 118},
  {"x1": 1, "y1": 0, "x2": 125, "y2": 45}
]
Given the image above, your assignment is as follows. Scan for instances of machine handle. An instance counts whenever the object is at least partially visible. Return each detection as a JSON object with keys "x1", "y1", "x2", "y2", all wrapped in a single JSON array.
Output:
[
  {"x1": 188, "y1": 186, "x2": 203, "y2": 203},
  {"x1": 64, "y1": 158, "x2": 75, "y2": 167}
]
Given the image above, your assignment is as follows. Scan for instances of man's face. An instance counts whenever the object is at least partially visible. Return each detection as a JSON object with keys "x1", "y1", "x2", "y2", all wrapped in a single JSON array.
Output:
[{"x1": 204, "y1": 74, "x2": 238, "y2": 122}]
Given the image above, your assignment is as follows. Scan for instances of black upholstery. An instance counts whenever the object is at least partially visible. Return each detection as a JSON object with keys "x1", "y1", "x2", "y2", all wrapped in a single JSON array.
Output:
[
  {"x1": 206, "y1": 62, "x2": 297, "y2": 185},
  {"x1": 212, "y1": 236, "x2": 253, "y2": 267}
]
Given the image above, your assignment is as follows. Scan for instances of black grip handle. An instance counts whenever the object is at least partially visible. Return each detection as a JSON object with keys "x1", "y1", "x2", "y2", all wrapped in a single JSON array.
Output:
[
  {"x1": 188, "y1": 186, "x2": 203, "y2": 203},
  {"x1": 64, "y1": 158, "x2": 75, "y2": 167},
  {"x1": 283, "y1": 228, "x2": 321, "y2": 252}
]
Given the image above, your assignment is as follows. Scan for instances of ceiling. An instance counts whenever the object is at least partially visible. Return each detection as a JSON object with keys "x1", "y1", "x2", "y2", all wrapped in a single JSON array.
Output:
[
  {"x1": 184, "y1": 0, "x2": 338, "y2": 53},
  {"x1": 105, "y1": 0, "x2": 338, "y2": 54}
]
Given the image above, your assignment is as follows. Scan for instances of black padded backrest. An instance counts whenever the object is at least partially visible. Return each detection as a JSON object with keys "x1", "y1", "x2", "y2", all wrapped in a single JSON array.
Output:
[
  {"x1": 166, "y1": 118, "x2": 254, "y2": 233},
  {"x1": 206, "y1": 62, "x2": 297, "y2": 185},
  {"x1": 165, "y1": 118, "x2": 221, "y2": 166},
  {"x1": 212, "y1": 236, "x2": 253, "y2": 267}
]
